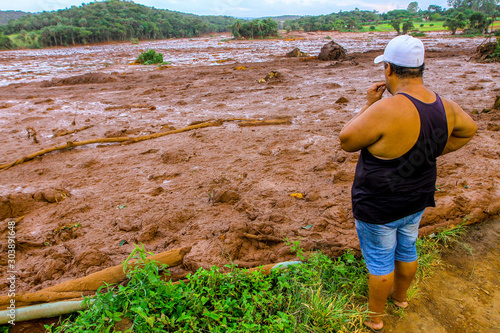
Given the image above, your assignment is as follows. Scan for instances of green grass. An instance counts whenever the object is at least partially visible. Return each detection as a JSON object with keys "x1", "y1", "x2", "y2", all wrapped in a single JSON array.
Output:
[
  {"x1": 0, "y1": 222, "x2": 467, "y2": 333},
  {"x1": 360, "y1": 21, "x2": 446, "y2": 33},
  {"x1": 44, "y1": 246, "x2": 370, "y2": 333}
]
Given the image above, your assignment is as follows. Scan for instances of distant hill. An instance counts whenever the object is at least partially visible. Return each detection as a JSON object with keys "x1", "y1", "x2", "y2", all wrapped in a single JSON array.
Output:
[
  {"x1": 0, "y1": 10, "x2": 28, "y2": 25},
  {"x1": 266, "y1": 15, "x2": 304, "y2": 21},
  {"x1": 0, "y1": 1, "x2": 235, "y2": 48}
]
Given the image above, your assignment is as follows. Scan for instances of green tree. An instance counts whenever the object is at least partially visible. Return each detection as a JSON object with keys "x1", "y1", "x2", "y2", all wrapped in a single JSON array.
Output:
[
  {"x1": 0, "y1": 34, "x2": 13, "y2": 49},
  {"x1": 448, "y1": 0, "x2": 499, "y2": 13},
  {"x1": 407, "y1": 2, "x2": 420, "y2": 13},
  {"x1": 443, "y1": 12, "x2": 467, "y2": 34},
  {"x1": 427, "y1": 4, "x2": 443, "y2": 12},
  {"x1": 391, "y1": 18, "x2": 402, "y2": 34},
  {"x1": 468, "y1": 11, "x2": 490, "y2": 33},
  {"x1": 232, "y1": 19, "x2": 242, "y2": 38},
  {"x1": 402, "y1": 19, "x2": 415, "y2": 34}
]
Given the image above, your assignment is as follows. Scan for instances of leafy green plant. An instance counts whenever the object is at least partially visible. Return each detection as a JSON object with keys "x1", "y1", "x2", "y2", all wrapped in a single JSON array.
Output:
[
  {"x1": 136, "y1": 49, "x2": 164, "y2": 65},
  {"x1": 411, "y1": 31, "x2": 426, "y2": 37},
  {"x1": 45, "y1": 223, "x2": 475, "y2": 333},
  {"x1": 46, "y1": 243, "x2": 371, "y2": 333}
]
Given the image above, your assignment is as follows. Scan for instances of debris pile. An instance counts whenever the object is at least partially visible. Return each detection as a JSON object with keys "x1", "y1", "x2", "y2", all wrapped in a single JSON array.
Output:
[
  {"x1": 471, "y1": 40, "x2": 499, "y2": 62},
  {"x1": 318, "y1": 41, "x2": 347, "y2": 61},
  {"x1": 257, "y1": 71, "x2": 283, "y2": 83},
  {"x1": 286, "y1": 48, "x2": 309, "y2": 57}
]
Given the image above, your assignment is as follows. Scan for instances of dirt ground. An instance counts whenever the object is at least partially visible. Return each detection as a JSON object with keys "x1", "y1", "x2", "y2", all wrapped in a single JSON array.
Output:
[
  {"x1": 386, "y1": 217, "x2": 500, "y2": 333},
  {"x1": 0, "y1": 31, "x2": 499, "y2": 330}
]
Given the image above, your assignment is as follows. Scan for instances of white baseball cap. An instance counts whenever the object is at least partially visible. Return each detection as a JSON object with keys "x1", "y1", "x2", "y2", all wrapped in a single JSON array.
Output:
[{"x1": 374, "y1": 35, "x2": 425, "y2": 68}]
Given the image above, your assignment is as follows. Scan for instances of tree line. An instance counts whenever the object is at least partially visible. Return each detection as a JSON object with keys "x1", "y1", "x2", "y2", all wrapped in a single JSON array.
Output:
[
  {"x1": 0, "y1": 0, "x2": 235, "y2": 48},
  {"x1": 1, "y1": 0, "x2": 499, "y2": 50},
  {"x1": 281, "y1": 0, "x2": 499, "y2": 35},
  {"x1": 231, "y1": 18, "x2": 279, "y2": 39}
]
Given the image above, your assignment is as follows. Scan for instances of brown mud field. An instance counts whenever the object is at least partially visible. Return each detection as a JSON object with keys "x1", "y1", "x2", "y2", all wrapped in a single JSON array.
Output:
[
  {"x1": 0, "y1": 31, "x2": 499, "y2": 330},
  {"x1": 387, "y1": 217, "x2": 500, "y2": 332}
]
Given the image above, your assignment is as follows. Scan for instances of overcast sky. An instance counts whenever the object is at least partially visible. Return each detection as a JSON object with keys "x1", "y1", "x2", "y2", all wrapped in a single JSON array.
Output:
[{"x1": 2, "y1": 0, "x2": 449, "y2": 17}]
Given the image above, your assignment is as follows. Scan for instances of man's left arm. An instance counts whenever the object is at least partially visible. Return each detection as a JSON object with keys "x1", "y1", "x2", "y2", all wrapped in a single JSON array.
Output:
[{"x1": 339, "y1": 82, "x2": 387, "y2": 152}]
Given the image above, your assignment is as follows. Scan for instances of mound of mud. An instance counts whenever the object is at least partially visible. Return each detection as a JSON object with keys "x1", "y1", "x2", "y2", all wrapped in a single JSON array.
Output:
[
  {"x1": 286, "y1": 48, "x2": 309, "y2": 57},
  {"x1": 471, "y1": 41, "x2": 499, "y2": 62},
  {"x1": 41, "y1": 73, "x2": 118, "y2": 87},
  {"x1": 318, "y1": 41, "x2": 347, "y2": 61}
]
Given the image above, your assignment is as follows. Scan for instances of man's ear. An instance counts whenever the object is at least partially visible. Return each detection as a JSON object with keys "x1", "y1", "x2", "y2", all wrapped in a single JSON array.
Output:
[{"x1": 385, "y1": 63, "x2": 393, "y2": 77}]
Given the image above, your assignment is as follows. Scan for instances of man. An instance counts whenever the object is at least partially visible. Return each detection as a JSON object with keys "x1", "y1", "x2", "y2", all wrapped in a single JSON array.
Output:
[{"x1": 339, "y1": 35, "x2": 478, "y2": 332}]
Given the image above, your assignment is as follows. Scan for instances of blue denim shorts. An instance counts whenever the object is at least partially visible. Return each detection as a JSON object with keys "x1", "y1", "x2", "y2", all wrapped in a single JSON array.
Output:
[{"x1": 355, "y1": 210, "x2": 424, "y2": 276}]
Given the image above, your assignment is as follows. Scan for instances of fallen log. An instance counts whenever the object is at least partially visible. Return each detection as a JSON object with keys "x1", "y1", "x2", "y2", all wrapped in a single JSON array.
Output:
[
  {"x1": 1, "y1": 118, "x2": 291, "y2": 170},
  {"x1": 0, "y1": 246, "x2": 191, "y2": 309}
]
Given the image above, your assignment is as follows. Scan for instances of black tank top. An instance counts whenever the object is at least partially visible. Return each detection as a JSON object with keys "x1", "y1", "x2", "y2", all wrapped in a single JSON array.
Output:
[{"x1": 351, "y1": 92, "x2": 449, "y2": 224}]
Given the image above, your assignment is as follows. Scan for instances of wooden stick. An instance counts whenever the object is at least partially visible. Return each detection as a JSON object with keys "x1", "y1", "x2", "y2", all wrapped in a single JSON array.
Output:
[
  {"x1": 53, "y1": 125, "x2": 94, "y2": 137},
  {"x1": 0, "y1": 118, "x2": 291, "y2": 171},
  {"x1": 238, "y1": 118, "x2": 292, "y2": 127}
]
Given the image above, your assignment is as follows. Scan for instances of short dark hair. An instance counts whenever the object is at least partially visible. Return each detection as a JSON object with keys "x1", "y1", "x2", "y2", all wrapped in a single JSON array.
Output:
[{"x1": 384, "y1": 62, "x2": 425, "y2": 78}]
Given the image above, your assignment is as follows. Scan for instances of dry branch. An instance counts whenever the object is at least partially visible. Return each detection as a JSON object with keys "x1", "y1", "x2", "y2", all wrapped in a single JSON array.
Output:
[
  {"x1": 1, "y1": 118, "x2": 291, "y2": 170},
  {"x1": 53, "y1": 125, "x2": 94, "y2": 137},
  {"x1": 238, "y1": 118, "x2": 292, "y2": 127}
]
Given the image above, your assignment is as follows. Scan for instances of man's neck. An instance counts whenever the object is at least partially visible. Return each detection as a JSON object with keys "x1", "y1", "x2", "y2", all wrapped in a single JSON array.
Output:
[{"x1": 390, "y1": 78, "x2": 425, "y2": 95}]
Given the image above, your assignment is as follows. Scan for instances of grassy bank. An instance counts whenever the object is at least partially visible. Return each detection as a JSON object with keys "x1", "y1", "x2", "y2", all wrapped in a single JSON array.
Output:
[
  {"x1": 6, "y1": 223, "x2": 462, "y2": 333},
  {"x1": 360, "y1": 21, "x2": 446, "y2": 33}
]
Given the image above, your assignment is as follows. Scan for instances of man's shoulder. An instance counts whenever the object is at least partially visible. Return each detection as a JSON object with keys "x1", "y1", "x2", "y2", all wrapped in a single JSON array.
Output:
[
  {"x1": 367, "y1": 94, "x2": 409, "y2": 114},
  {"x1": 438, "y1": 95, "x2": 461, "y2": 115}
]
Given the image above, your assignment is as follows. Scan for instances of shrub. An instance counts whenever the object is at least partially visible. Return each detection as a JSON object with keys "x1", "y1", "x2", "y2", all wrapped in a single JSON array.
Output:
[
  {"x1": 420, "y1": 23, "x2": 424, "y2": 27},
  {"x1": 325, "y1": 35, "x2": 332, "y2": 39},
  {"x1": 0, "y1": 35, "x2": 14, "y2": 50},
  {"x1": 370, "y1": 25, "x2": 376, "y2": 30},
  {"x1": 462, "y1": 28, "x2": 482, "y2": 36},
  {"x1": 136, "y1": 49, "x2": 164, "y2": 65},
  {"x1": 412, "y1": 31, "x2": 426, "y2": 37},
  {"x1": 489, "y1": 37, "x2": 500, "y2": 60},
  {"x1": 430, "y1": 23, "x2": 434, "y2": 27}
]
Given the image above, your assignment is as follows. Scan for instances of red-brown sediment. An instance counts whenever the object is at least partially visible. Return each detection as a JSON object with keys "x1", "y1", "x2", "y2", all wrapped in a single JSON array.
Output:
[{"x1": 0, "y1": 31, "x2": 499, "y2": 299}]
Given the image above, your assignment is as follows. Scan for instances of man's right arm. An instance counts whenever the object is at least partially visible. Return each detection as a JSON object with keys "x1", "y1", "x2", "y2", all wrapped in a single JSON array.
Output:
[{"x1": 441, "y1": 101, "x2": 478, "y2": 155}]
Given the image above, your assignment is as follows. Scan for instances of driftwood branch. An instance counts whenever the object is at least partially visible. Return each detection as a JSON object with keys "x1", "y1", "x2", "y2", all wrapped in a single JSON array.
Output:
[
  {"x1": 53, "y1": 125, "x2": 94, "y2": 137},
  {"x1": 2, "y1": 118, "x2": 290, "y2": 171}
]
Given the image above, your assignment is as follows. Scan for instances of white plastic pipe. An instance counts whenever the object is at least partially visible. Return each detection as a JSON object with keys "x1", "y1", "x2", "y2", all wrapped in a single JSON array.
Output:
[{"x1": 0, "y1": 300, "x2": 87, "y2": 325}]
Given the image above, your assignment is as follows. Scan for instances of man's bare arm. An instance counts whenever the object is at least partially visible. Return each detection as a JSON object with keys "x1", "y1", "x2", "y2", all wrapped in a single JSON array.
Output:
[
  {"x1": 339, "y1": 82, "x2": 386, "y2": 152},
  {"x1": 441, "y1": 101, "x2": 478, "y2": 155}
]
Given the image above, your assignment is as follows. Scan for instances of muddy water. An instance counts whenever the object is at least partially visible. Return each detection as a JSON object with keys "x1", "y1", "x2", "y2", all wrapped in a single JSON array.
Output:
[{"x1": 0, "y1": 31, "x2": 488, "y2": 87}]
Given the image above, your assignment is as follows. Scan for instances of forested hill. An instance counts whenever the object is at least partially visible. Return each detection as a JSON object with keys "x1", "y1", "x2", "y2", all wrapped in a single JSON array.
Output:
[
  {"x1": 0, "y1": 0, "x2": 235, "y2": 47},
  {"x1": 0, "y1": 10, "x2": 28, "y2": 25}
]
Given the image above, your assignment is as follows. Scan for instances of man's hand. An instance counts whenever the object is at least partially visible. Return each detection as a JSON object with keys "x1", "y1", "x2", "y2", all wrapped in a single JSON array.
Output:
[{"x1": 366, "y1": 82, "x2": 386, "y2": 106}]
